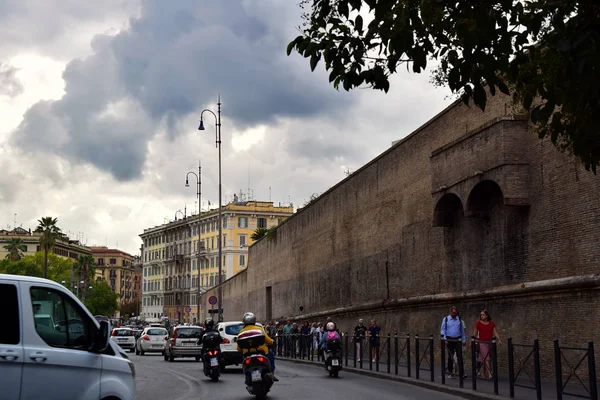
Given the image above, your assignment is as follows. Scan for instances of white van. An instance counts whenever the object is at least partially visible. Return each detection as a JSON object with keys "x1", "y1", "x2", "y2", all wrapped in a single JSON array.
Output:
[{"x1": 0, "y1": 274, "x2": 136, "y2": 400}]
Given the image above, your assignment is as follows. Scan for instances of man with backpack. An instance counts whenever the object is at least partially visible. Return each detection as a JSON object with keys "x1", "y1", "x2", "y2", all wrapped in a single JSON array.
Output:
[{"x1": 440, "y1": 306, "x2": 467, "y2": 379}]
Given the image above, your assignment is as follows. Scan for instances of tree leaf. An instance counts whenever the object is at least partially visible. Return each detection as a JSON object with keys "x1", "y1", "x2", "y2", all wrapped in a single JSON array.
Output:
[
  {"x1": 286, "y1": 40, "x2": 296, "y2": 56},
  {"x1": 355, "y1": 15, "x2": 363, "y2": 33},
  {"x1": 310, "y1": 54, "x2": 321, "y2": 71}
]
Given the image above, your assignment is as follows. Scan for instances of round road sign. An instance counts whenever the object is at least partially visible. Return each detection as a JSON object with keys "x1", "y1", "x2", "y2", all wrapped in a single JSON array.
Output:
[
  {"x1": 208, "y1": 296, "x2": 218, "y2": 305},
  {"x1": 185, "y1": 306, "x2": 191, "y2": 313}
]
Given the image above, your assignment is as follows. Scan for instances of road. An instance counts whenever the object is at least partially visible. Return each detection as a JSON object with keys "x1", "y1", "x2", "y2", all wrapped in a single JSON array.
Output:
[{"x1": 132, "y1": 353, "x2": 467, "y2": 399}]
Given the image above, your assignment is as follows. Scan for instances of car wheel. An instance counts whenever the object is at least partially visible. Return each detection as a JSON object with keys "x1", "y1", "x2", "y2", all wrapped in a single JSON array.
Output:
[
  {"x1": 135, "y1": 347, "x2": 139, "y2": 355},
  {"x1": 195, "y1": 356, "x2": 201, "y2": 362},
  {"x1": 140, "y1": 348, "x2": 145, "y2": 356},
  {"x1": 164, "y1": 353, "x2": 169, "y2": 361},
  {"x1": 130, "y1": 348, "x2": 135, "y2": 353},
  {"x1": 169, "y1": 354, "x2": 175, "y2": 362}
]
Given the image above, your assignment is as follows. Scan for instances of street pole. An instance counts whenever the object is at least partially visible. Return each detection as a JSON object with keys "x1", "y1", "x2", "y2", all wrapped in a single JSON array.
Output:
[
  {"x1": 197, "y1": 161, "x2": 202, "y2": 322},
  {"x1": 198, "y1": 95, "x2": 223, "y2": 323}
]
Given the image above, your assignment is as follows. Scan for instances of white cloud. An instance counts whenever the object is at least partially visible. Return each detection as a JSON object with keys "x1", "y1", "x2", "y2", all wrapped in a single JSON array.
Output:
[{"x1": 0, "y1": 1, "x2": 452, "y2": 255}]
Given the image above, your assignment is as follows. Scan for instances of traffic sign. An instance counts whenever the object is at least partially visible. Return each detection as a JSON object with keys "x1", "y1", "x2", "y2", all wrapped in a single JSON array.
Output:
[
  {"x1": 208, "y1": 296, "x2": 218, "y2": 305},
  {"x1": 208, "y1": 308, "x2": 223, "y2": 314},
  {"x1": 185, "y1": 306, "x2": 191, "y2": 313}
]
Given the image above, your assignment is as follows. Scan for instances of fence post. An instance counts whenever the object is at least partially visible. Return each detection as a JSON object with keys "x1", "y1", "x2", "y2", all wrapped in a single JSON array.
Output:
[
  {"x1": 353, "y1": 333, "x2": 357, "y2": 368},
  {"x1": 407, "y1": 333, "x2": 411, "y2": 378},
  {"x1": 441, "y1": 336, "x2": 446, "y2": 385},
  {"x1": 554, "y1": 339, "x2": 562, "y2": 400},
  {"x1": 415, "y1": 334, "x2": 420, "y2": 380},
  {"x1": 430, "y1": 334, "x2": 435, "y2": 382},
  {"x1": 311, "y1": 333, "x2": 314, "y2": 362},
  {"x1": 376, "y1": 334, "x2": 380, "y2": 372},
  {"x1": 344, "y1": 332, "x2": 349, "y2": 367},
  {"x1": 394, "y1": 333, "x2": 398, "y2": 375},
  {"x1": 471, "y1": 336, "x2": 477, "y2": 391},
  {"x1": 508, "y1": 337, "x2": 515, "y2": 398},
  {"x1": 369, "y1": 335, "x2": 373, "y2": 371},
  {"x1": 534, "y1": 339, "x2": 542, "y2": 400},
  {"x1": 360, "y1": 334, "x2": 364, "y2": 369},
  {"x1": 492, "y1": 336, "x2": 499, "y2": 395},
  {"x1": 458, "y1": 340, "x2": 464, "y2": 388},
  {"x1": 387, "y1": 333, "x2": 391, "y2": 374},
  {"x1": 588, "y1": 341, "x2": 597, "y2": 400}
]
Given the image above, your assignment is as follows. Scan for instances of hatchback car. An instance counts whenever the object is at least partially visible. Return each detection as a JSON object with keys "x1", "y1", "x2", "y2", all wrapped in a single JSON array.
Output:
[
  {"x1": 136, "y1": 327, "x2": 168, "y2": 355},
  {"x1": 164, "y1": 325, "x2": 203, "y2": 362},
  {"x1": 216, "y1": 321, "x2": 245, "y2": 369},
  {"x1": 110, "y1": 328, "x2": 136, "y2": 353}
]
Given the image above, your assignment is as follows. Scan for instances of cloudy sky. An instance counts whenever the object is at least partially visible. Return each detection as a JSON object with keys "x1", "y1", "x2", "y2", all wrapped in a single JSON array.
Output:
[{"x1": 0, "y1": 0, "x2": 452, "y2": 255}]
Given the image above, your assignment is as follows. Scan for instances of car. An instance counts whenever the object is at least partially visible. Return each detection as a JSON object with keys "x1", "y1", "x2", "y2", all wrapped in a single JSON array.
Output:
[
  {"x1": 110, "y1": 328, "x2": 136, "y2": 353},
  {"x1": 215, "y1": 321, "x2": 245, "y2": 370},
  {"x1": 136, "y1": 327, "x2": 168, "y2": 355},
  {"x1": 0, "y1": 273, "x2": 135, "y2": 400},
  {"x1": 164, "y1": 325, "x2": 203, "y2": 362}
]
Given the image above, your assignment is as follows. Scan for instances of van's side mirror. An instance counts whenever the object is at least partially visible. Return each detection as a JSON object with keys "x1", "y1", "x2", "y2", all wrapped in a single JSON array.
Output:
[{"x1": 90, "y1": 320, "x2": 110, "y2": 353}]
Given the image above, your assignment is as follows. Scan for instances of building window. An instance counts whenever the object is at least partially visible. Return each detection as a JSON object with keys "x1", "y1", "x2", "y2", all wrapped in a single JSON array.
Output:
[
  {"x1": 110, "y1": 258, "x2": 116, "y2": 265},
  {"x1": 223, "y1": 217, "x2": 227, "y2": 228},
  {"x1": 239, "y1": 254, "x2": 246, "y2": 266},
  {"x1": 98, "y1": 258, "x2": 104, "y2": 265},
  {"x1": 239, "y1": 235, "x2": 246, "y2": 247},
  {"x1": 257, "y1": 217, "x2": 267, "y2": 229},
  {"x1": 238, "y1": 217, "x2": 248, "y2": 228}
]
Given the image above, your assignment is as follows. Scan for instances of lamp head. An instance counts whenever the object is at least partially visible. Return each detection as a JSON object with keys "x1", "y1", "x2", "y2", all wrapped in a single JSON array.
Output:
[
  {"x1": 185, "y1": 178, "x2": 189, "y2": 187},
  {"x1": 198, "y1": 119, "x2": 205, "y2": 131}
]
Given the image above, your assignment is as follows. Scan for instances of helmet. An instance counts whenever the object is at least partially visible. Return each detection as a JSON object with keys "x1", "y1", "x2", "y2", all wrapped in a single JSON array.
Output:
[
  {"x1": 326, "y1": 322, "x2": 335, "y2": 331},
  {"x1": 242, "y1": 312, "x2": 256, "y2": 326},
  {"x1": 204, "y1": 318, "x2": 214, "y2": 329}
]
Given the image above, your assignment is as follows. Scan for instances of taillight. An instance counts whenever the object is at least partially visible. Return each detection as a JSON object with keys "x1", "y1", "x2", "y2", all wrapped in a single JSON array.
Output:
[
  {"x1": 142, "y1": 335, "x2": 150, "y2": 341},
  {"x1": 130, "y1": 330, "x2": 134, "y2": 336},
  {"x1": 257, "y1": 356, "x2": 267, "y2": 364},
  {"x1": 111, "y1": 330, "x2": 117, "y2": 336},
  {"x1": 244, "y1": 358, "x2": 251, "y2": 365},
  {"x1": 222, "y1": 338, "x2": 230, "y2": 344},
  {"x1": 171, "y1": 329, "x2": 178, "y2": 346}
]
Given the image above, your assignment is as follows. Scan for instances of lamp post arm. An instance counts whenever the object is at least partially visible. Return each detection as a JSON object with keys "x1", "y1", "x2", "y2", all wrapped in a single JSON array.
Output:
[{"x1": 200, "y1": 109, "x2": 220, "y2": 148}]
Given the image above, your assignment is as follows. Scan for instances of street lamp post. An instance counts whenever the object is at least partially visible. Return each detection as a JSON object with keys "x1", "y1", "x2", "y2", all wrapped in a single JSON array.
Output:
[
  {"x1": 198, "y1": 95, "x2": 223, "y2": 322},
  {"x1": 185, "y1": 161, "x2": 202, "y2": 323}
]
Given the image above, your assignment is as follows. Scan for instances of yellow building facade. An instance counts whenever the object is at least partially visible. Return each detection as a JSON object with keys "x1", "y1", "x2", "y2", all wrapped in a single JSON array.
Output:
[
  {"x1": 139, "y1": 200, "x2": 293, "y2": 324},
  {"x1": 0, "y1": 227, "x2": 91, "y2": 261},
  {"x1": 89, "y1": 247, "x2": 135, "y2": 310}
]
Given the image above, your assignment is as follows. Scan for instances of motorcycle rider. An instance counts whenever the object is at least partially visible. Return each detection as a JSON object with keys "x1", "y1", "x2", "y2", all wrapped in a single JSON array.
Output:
[
  {"x1": 198, "y1": 318, "x2": 218, "y2": 342},
  {"x1": 237, "y1": 312, "x2": 279, "y2": 382},
  {"x1": 320, "y1": 322, "x2": 341, "y2": 367}
]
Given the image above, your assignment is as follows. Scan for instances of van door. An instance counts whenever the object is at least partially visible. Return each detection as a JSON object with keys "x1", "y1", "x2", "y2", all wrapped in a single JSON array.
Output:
[
  {"x1": 20, "y1": 284, "x2": 101, "y2": 400},
  {"x1": 0, "y1": 280, "x2": 23, "y2": 400}
]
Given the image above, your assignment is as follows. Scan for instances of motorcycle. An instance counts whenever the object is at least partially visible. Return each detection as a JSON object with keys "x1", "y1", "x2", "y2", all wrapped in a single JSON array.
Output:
[
  {"x1": 324, "y1": 337, "x2": 342, "y2": 378},
  {"x1": 236, "y1": 329, "x2": 274, "y2": 398},
  {"x1": 201, "y1": 331, "x2": 222, "y2": 382}
]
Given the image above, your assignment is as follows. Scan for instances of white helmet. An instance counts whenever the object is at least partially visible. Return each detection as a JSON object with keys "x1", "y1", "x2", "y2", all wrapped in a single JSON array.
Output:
[{"x1": 326, "y1": 322, "x2": 335, "y2": 331}]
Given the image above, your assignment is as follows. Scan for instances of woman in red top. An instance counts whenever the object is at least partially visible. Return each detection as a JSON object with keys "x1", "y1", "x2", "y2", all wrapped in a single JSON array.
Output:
[{"x1": 472, "y1": 310, "x2": 502, "y2": 380}]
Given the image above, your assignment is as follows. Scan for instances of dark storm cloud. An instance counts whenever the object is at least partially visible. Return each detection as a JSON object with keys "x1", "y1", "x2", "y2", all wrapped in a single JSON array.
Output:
[
  {"x1": 10, "y1": 0, "x2": 352, "y2": 181},
  {"x1": 0, "y1": 63, "x2": 23, "y2": 97}
]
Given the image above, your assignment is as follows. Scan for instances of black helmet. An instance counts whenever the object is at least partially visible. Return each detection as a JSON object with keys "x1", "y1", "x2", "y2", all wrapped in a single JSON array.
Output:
[
  {"x1": 242, "y1": 312, "x2": 256, "y2": 326},
  {"x1": 204, "y1": 318, "x2": 214, "y2": 329}
]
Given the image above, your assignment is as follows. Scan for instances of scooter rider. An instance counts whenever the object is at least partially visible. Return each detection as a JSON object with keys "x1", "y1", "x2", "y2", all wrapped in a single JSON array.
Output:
[
  {"x1": 199, "y1": 318, "x2": 218, "y2": 341},
  {"x1": 320, "y1": 322, "x2": 341, "y2": 366},
  {"x1": 237, "y1": 312, "x2": 279, "y2": 382}
]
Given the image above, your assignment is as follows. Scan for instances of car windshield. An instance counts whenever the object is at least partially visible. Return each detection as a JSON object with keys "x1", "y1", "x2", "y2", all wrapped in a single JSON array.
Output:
[
  {"x1": 176, "y1": 328, "x2": 201, "y2": 338},
  {"x1": 114, "y1": 329, "x2": 132, "y2": 336},
  {"x1": 225, "y1": 324, "x2": 244, "y2": 336},
  {"x1": 147, "y1": 328, "x2": 167, "y2": 335}
]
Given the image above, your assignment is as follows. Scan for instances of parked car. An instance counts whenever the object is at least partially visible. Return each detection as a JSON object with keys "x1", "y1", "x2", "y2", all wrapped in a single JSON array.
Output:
[
  {"x1": 110, "y1": 328, "x2": 136, "y2": 353},
  {"x1": 0, "y1": 273, "x2": 135, "y2": 400},
  {"x1": 215, "y1": 321, "x2": 245, "y2": 370},
  {"x1": 164, "y1": 325, "x2": 203, "y2": 362},
  {"x1": 136, "y1": 327, "x2": 168, "y2": 355}
]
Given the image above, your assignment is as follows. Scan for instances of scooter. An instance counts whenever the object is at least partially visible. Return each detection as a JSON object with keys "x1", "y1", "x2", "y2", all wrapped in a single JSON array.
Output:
[
  {"x1": 324, "y1": 338, "x2": 342, "y2": 377},
  {"x1": 236, "y1": 329, "x2": 274, "y2": 398},
  {"x1": 201, "y1": 331, "x2": 222, "y2": 382}
]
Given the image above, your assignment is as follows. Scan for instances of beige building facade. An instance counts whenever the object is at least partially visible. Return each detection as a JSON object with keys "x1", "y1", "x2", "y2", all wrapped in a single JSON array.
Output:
[
  {"x1": 90, "y1": 246, "x2": 135, "y2": 308},
  {"x1": 0, "y1": 227, "x2": 91, "y2": 261}
]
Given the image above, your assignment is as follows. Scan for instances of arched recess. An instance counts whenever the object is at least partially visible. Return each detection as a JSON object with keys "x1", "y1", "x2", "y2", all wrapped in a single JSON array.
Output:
[
  {"x1": 433, "y1": 193, "x2": 464, "y2": 227},
  {"x1": 466, "y1": 180, "x2": 504, "y2": 219}
]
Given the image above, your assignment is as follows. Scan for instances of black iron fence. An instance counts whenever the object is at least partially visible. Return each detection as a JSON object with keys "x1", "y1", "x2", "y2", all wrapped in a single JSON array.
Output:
[{"x1": 273, "y1": 333, "x2": 598, "y2": 400}]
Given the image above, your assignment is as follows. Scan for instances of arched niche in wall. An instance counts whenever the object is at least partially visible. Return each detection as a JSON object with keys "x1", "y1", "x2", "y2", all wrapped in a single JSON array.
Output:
[{"x1": 433, "y1": 193, "x2": 464, "y2": 227}]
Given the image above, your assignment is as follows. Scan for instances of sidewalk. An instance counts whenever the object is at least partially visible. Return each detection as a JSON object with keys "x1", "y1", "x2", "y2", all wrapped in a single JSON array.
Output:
[{"x1": 276, "y1": 353, "x2": 592, "y2": 400}]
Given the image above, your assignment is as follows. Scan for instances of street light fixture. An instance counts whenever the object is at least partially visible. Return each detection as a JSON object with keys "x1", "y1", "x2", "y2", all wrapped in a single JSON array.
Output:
[
  {"x1": 185, "y1": 161, "x2": 202, "y2": 323},
  {"x1": 198, "y1": 95, "x2": 223, "y2": 322}
]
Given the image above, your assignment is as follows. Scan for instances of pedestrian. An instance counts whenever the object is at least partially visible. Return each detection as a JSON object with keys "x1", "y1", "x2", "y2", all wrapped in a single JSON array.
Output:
[
  {"x1": 440, "y1": 306, "x2": 467, "y2": 379},
  {"x1": 353, "y1": 318, "x2": 367, "y2": 362},
  {"x1": 369, "y1": 319, "x2": 381, "y2": 362},
  {"x1": 283, "y1": 319, "x2": 293, "y2": 356},
  {"x1": 314, "y1": 323, "x2": 323, "y2": 356},
  {"x1": 472, "y1": 310, "x2": 502, "y2": 380}
]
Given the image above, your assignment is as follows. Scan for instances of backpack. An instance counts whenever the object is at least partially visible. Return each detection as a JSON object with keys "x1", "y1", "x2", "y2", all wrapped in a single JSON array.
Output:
[
  {"x1": 326, "y1": 331, "x2": 338, "y2": 340},
  {"x1": 444, "y1": 316, "x2": 466, "y2": 336}
]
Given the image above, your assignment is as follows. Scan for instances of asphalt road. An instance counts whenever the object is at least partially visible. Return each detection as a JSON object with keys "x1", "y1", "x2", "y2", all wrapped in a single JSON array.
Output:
[{"x1": 132, "y1": 353, "x2": 467, "y2": 400}]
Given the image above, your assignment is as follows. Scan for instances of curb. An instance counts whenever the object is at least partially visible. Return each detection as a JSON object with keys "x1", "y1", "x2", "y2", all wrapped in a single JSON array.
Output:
[{"x1": 276, "y1": 357, "x2": 505, "y2": 400}]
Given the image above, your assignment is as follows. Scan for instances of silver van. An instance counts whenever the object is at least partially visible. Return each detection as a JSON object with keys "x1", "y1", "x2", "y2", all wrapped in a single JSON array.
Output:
[{"x1": 0, "y1": 274, "x2": 136, "y2": 400}]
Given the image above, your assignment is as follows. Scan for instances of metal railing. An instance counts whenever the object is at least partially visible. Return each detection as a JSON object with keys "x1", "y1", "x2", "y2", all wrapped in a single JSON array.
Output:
[{"x1": 272, "y1": 332, "x2": 598, "y2": 400}]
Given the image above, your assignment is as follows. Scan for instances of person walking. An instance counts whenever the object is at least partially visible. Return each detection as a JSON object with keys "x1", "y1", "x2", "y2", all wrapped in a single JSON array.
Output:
[
  {"x1": 369, "y1": 320, "x2": 381, "y2": 363},
  {"x1": 353, "y1": 319, "x2": 367, "y2": 362},
  {"x1": 440, "y1": 306, "x2": 467, "y2": 379},
  {"x1": 472, "y1": 310, "x2": 502, "y2": 380}
]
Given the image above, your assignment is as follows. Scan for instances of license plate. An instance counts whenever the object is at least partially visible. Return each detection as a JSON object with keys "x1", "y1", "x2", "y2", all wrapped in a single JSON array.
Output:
[
  {"x1": 210, "y1": 357, "x2": 219, "y2": 367},
  {"x1": 183, "y1": 342, "x2": 195, "y2": 346},
  {"x1": 251, "y1": 370, "x2": 262, "y2": 382},
  {"x1": 118, "y1": 338, "x2": 126, "y2": 341},
  {"x1": 331, "y1": 359, "x2": 339, "y2": 366}
]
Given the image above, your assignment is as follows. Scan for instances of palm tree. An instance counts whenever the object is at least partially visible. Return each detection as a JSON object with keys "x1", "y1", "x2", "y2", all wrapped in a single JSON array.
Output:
[
  {"x1": 3, "y1": 238, "x2": 27, "y2": 261},
  {"x1": 36, "y1": 217, "x2": 62, "y2": 279},
  {"x1": 251, "y1": 228, "x2": 268, "y2": 241},
  {"x1": 76, "y1": 254, "x2": 96, "y2": 302}
]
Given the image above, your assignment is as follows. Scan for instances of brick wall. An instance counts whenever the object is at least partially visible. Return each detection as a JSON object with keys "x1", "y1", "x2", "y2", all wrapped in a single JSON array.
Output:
[{"x1": 202, "y1": 92, "x2": 600, "y2": 378}]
